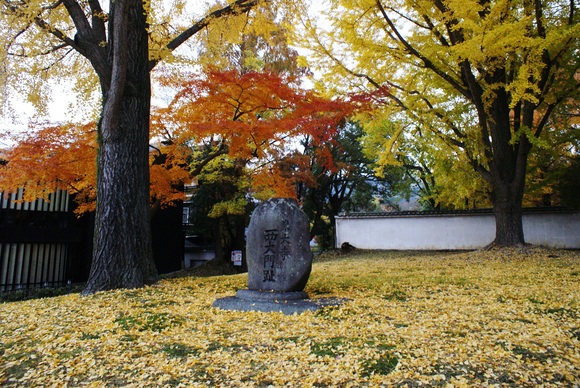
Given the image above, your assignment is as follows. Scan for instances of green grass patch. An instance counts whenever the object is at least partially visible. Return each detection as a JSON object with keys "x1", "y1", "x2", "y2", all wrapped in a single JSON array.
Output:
[
  {"x1": 310, "y1": 337, "x2": 349, "y2": 358},
  {"x1": 544, "y1": 307, "x2": 578, "y2": 318},
  {"x1": 275, "y1": 336, "x2": 302, "y2": 343},
  {"x1": 79, "y1": 332, "x2": 101, "y2": 340},
  {"x1": 114, "y1": 311, "x2": 184, "y2": 332},
  {"x1": 360, "y1": 354, "x2": 399, "y2": 377},
  {"x1": 160, "y1": 343, "x2": 200, "y2": 358},
  {"x1": 0, "y1": 284, "x2": 84, "y2": 303},
  {"x1": 382, "y1": 290, "x2": 408, "y2": 302}
]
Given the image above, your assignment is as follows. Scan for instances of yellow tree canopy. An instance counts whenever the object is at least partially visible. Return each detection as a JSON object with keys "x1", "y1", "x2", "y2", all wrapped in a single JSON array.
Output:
[
  {"x1": 296, "y1": 0, "x2": 580, "y2": 210},
  {"x1": 0, "y1": 0, "x2": 294, "y2": 119}
]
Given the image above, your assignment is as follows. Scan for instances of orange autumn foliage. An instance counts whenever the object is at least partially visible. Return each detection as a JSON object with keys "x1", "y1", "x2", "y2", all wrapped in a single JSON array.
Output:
[
  {"x1": 0, "y1": 122, "x2": 189, "y2": 214},
  {"x1": 151, "y1": 69, "x2": 359, "y2": 199},
  {"x1": 0, "y1": 70, "x2": 362, "y2": 213},
  {"x1": 0, "y1": 123, "x2": 97, "y2": 214}
]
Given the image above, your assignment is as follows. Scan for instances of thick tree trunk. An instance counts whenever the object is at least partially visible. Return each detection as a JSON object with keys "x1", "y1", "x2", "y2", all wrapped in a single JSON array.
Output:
[
  {"x1": 490, "y1": 183, "x2": 525, "y2": 246},
  {"x1": 478, "y1": 80, "x2": 529, "y2": 248},
  {"x1": 486, "y1": 112, "x2": 528, "y2": 247},
  {"x1": 82, "y1": 0, "x2": 156, "y2": 294}
]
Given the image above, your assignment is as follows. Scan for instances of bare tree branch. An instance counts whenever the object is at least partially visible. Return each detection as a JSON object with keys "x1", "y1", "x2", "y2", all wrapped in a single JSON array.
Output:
[
  {"x1": 61, "y1": 0, "x2": 93, "y2": 38},
  {"x1": 190, "y1": 143, "x2": 229, "y2": 177},
  {"x1": 149, "y1": 0, "x2": 263, "y2": 70},
  {"x1": 101, "y1": 0, "x2": 130, "y2": 131},
  {"x1": 87, "y1": 0, "x2": 107, "y2": 44},
  {"x1": 33, "y1": 17, "x2": 76, "y2": 49},
  {"x1": 375, "y1": 0, "x2": 470, "y2": 99}
]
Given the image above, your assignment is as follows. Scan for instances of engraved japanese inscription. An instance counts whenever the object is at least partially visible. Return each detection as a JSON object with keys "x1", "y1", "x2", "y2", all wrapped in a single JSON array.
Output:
[{"x1": 247, "y1": 198, "x2": 312, "y2": 292}]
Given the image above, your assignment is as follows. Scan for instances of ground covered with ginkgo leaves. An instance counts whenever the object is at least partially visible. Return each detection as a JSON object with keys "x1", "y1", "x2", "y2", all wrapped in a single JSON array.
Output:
[{"x1": 1, "y1": 248, "x2": 579, "y2": 387}]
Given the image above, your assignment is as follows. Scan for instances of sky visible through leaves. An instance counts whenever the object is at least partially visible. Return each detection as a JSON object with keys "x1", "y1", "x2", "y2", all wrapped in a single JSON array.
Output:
[{"x1": 1, "y1": 248, "x2": 579, "y2": 386}]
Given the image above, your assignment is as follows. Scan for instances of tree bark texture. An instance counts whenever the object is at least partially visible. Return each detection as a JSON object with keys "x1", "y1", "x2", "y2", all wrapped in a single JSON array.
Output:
[
  {"x1": 21, "y1": 0, "x2": 263, "y2": 293},
  {"x1": 491, "y1": 187, "x2": 525, "y2": 246},
  {"x1": 488, "y1": 142, "x2": 529, "y2": 247},
  {"x1": 484, "y1": 87, "x2": 528, "y2": 247},
  {"x1": 83, "y1": 0, "x2": 156, "y2": 294}
]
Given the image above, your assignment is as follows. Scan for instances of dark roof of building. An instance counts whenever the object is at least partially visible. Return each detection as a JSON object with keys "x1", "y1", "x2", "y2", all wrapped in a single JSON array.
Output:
[{"x1": 336, "y1": 207, "x2": 576, "y2": 218}]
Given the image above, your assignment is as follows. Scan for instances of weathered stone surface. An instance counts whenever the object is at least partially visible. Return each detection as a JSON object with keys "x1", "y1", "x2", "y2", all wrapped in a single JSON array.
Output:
[
  {"x1": 246, "y1": 198, "x2": 312, "y2": 292},
  {"x1": 211, "y1": 198, "x2": 339, "y2": 315},
  {"x1": 236, "y1": 289, "x2": 309, "y2": 301}
]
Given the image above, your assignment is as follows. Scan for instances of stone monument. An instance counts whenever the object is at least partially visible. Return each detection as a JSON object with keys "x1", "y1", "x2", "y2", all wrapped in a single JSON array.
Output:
[
  {"x1": 246, "y1": 198, "x2": 311, "y2": 292},
  {"x1": 213, "y1": 198, "x2": 346, "y2": 314}
]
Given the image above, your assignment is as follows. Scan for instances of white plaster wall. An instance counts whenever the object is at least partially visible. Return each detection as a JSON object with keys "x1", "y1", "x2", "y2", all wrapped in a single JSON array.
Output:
[
  {"x1": 523, "y1": 212, "x2": 580, "y2": 248},
  {"x1": 335, "y1": 211, "x2": 580, "y2": 250}
]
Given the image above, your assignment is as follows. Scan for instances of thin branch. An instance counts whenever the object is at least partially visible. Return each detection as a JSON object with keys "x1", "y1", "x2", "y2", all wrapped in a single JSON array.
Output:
[
  {"x1": 304, "y1": 19, "x2": 410, "y2": 111},
  {"x1": 534, "y1": 0, "x2": 546, "y2": 38},
  {"x1": 61, "y1": 0, "x2": 93, "y2": 38},
  {"x1": 3, "y1": 1, "x2": 77, "y2": 51},
  {"x1": 42, "y1": 0, "x2": 63, "y2": 11},
  {"x1": 150, "y1": 0, "x2": 262, "y2": 70},
  {"x1": 419, "y1": 96, "x2": 466, "y2": 142},
  {"x1": 33, "y1": 17, "x2": 76, "y2": 48},
  {"x1": 39, "y1": 48, "x2": 75, "y2": 71},
  {"x1": 190, "y1": 143, "x2": 229, "y2": 177},
  {"x1": 385, "y1": 5, "x2": 428, "y2": 29},
  {"x1": 534, "y1": 80, "x2": 580, "y2": 139},
  {"x1": 87, "y1": 0, "x2": 107, "y2": 44},
  {"x1": 422, "y1": 14, "x2": 450, "y2": 47},
  {"x1": 148, "y1": 144, "x2": 163, "y2": 156},
  {"x1": 6, "y1": 23, "x2": 32, "y2": 48},
  {"x1": 163, "y1": 127, "x2": 174, "y2": 142},
  {"x1": 375, "y1": 0, "x2": 470, "y2": 99},
  {"x1": 8, "y1": 43, "x2": 69, "y2": 57}
]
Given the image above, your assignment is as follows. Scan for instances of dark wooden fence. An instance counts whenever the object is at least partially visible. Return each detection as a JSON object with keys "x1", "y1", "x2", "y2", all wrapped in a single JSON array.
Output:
[
  {"x1": 1, "y1": 189, "x2": 184, "y2": 292},
  {"x1": 0, "y1": 189, "x2": 80, "y2": 291}
]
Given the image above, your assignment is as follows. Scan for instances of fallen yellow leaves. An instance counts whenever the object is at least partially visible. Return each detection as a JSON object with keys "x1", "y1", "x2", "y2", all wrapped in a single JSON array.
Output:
[{"x1": 1, "y1": 247, "x2": 579, "y2": 386}]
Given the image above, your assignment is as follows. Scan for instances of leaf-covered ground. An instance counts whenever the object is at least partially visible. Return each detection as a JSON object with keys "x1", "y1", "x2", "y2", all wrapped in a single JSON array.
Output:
[{"x1": 1, "y1": 248, "x2": 579, "y2": 387}]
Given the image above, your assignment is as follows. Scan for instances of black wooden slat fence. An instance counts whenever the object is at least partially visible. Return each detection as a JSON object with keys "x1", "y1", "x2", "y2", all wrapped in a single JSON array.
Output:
[
  {"x1": 1, "y1": 188, "x2": 185, "y2": 291},
  {"x1": 0, "y1": 189, "x2": 76, "y2": 291},
  {"x1": 0, "y1": 189, "x2": 69, "y2": 212},
  {"x1": 0, "y1": 242, "x2": 68, "y2": 291}
]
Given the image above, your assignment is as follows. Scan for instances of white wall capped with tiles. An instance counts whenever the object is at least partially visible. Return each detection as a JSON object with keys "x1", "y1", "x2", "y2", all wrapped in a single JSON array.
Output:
[{"x1": 335, "y1": 211, "x2": 580, "y2": 250}]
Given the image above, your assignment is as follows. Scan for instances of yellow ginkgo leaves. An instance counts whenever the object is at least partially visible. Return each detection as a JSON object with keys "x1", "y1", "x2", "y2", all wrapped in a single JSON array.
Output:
[{"x1": 0, "y1": 247, "x2": 579, "y2": 386}]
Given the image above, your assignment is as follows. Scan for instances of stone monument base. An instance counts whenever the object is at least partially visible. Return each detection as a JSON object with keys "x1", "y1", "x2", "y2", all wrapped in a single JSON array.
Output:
[{"x1": 213, "y1": 290, "x2": 348, "y2": 315}]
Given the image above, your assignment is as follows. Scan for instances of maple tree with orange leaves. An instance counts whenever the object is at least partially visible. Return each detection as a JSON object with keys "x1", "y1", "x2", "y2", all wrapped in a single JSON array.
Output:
[
  {"x1": 1, "y1": 69, "x2": 360, "y2": 217},
  {"x1": 0, "y1": 123, "x2": 97, "y2": 214},
  {"x1": 151, "y1": 68, "x2": 360, "y2": 202}
]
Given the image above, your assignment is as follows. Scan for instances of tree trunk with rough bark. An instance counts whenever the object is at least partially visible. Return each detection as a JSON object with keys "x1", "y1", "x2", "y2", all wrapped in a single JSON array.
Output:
[
  {"x1": 66, "y1": 0, "x2": 260, "y2": 294},
  {"x1": 489, "y1": 178, "x2": 526, "y2": 247},
  {"x1": 82, "y1": 0, "x2": 156, "y2": 294},
  {"x1": 482, "y1": 85, "x2": 531, "y2": 248}
]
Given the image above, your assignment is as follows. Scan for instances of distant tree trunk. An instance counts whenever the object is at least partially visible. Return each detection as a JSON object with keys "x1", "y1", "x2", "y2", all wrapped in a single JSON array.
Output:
[
  {"x1": 212, "y1": 219, "x2": 227, "y2": 266},
  {"x1": 82, "y1": 0, "x2": 156, "y2": 294},
  {"x1": 483, "y1": 88, "x2": 530, "y2": 248},
  {"x1": 490, "y1": 181, "x2": 525, "y2": 246},
  {"x1": 211, "y1": 214, "x2": 246, "y2": 270}
]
